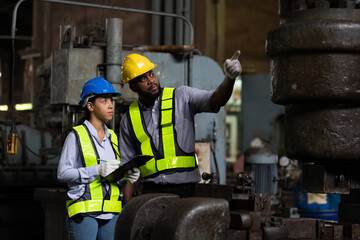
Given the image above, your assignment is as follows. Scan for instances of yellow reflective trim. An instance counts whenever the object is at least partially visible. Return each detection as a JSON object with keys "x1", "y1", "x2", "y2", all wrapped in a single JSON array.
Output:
[
  {"x1": 140, "y1": 156, "x2": 196, "y2": 177},
  {"x1": 73, "y1": 125, "x2": 103, "y2": 200},
  {"x1": 162, "y1": 124, "x2": 174, "y2": 136},
  {"x1": 162, "y1": 125, "x2": 176, "y2": 155},
  {"x1": 67, "y1": 200, "x2": 103, "y2": 218},
  {"x1": 67, "y1": 199, "x2": 122, "y2": 218},
  {"x1": 161, "y1": 99, "x2": 172, "y2": 109},
  {"x1": 162, "y1": 87, "x2": 174, "y2": 99},
  {"x1": 129, "y1": 101, "x2": 155, "y2": 177},
  {"x1": 129, "y1": 101, "x2": 149, "y2": 143},
  {"x1": 140, "y1": 139, "x2": 154, "y2": 156},
  {"x1": 156, "y1": 156, "x2": 196, "y2": 172},
  {"x1": 90, "y1": 183, "x2": 104, "y2": 200},
  {"x1": 160, "y1": 109, "x2": 172, "y2": 125},
  {"x1": 129, "y1": 101, "x2": 154, "y2": 157},
  {"x1": 103, "y1": 200, "x2": 122, "y2": 212},
  {"x1": 139, "y1": 158, "x2": 157, "y2": 177},
  {"x1": 161, "y1": 88, "x2": 176, "y2": 157},
  {"x1": 110, "y1": 184, "x2": 120, "y2": 201},
  {"x1": 73, "y1": 126, "x2": 97, "y2": 167}
]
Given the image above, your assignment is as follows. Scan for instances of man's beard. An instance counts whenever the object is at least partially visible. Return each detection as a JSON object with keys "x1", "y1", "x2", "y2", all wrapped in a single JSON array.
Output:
[{"x1": 138, "y1": 83, "x2": 162, "y2": 101}]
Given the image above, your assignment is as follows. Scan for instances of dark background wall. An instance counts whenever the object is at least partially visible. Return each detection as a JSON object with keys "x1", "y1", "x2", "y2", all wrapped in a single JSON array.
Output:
[{"x1": 0, "y1": 0, "x2": 279, "y2": 105}]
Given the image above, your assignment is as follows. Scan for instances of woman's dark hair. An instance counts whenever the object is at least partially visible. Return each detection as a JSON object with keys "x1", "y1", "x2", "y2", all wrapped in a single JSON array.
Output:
[
  {"x1": 84, "y1": 96, "x2": 97, "y2": 120},
  {"x1": 76, "y1": 95, "x2": 97, "y2": 125}
]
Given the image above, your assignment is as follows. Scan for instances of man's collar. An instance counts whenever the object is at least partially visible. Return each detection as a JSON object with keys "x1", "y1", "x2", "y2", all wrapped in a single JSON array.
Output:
[{"x1": 137, "y1": 88, "x2": 163, "y2": 109}]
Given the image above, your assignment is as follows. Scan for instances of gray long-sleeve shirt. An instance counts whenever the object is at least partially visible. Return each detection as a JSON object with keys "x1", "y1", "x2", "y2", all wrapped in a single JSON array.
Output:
[{"x1": 119, "y1": 86, "x2": 219, "y2": 184}]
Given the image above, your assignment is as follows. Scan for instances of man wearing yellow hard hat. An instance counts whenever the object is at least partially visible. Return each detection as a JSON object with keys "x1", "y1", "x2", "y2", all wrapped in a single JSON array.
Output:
[{"x1": 119, "y1": 51, "x2": 242, "y2": 200}]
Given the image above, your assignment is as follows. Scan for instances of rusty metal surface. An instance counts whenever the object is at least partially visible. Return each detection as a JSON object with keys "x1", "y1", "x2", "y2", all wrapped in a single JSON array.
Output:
[
  {"x1": 150, "y1": 197, "x2": 230, "y2": 240},
  {"x1": 267, "y1": 22, "x2": 360, "y2": 56},
  {"x1": 333, "y1": 225, "x2": 344, "y2": 240},
  {"x1": 248, "y1": 229, "x2": 262, "y2": 240},
  {"x1": 194, "y1": 183, "x2": 233, "y2": 202},
  {"x1": 269, "y1": 55, "x2": 360, "y2": 104},
  {"x1": 51, "y1": 48, "x2": 104, "y2": 105},
  {"x1": 266, "y1": 3, "x2": 360, "y2": 165},
  {"x1": 263, "y1": 216, "x2": 344, "y2": 239},
  {"x1": 229, "y1": 210, "x2": 261, "y2": 230},
  {"x1": 230, "y1": 194, "x2": 271, "y2": 216},
  {"x1": 302, "y1": 164, "x2": 350, "y2": 193},
  {"x1": 283, "y1": 218, "x2": 317, "y2": 239},
  {"x1": 263, "y1": 226, "x2": 288, "y2": 240},
  {"x1": 320, "y1": 224, "x2": 343, "y2": 240},
  {"x1": 284, "y1": 105, "x2": 360, "y2": 161},
  {"x1": 230, "y1": 210, "x2": 253, "y2": 230},
  {"x1": 114, "y1": 193, "x2": 179, "y2": 240},
  {"x1": 226, "y1": 229, "x2": 247, "y2": 239},
  {"x1": 343, "y1": 223, "x2": 360, "y2": 239}
]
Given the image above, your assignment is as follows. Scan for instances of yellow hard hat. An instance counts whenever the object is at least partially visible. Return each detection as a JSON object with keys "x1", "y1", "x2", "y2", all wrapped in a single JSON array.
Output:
[{"x1": 121, "y1": 53, "x2": 157, "y2": 84}]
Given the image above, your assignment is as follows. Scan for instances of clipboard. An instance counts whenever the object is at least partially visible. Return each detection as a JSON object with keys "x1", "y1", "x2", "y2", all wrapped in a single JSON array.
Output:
[{"x1": 100, "y1": 155, "x2": 153, "y2": 183}]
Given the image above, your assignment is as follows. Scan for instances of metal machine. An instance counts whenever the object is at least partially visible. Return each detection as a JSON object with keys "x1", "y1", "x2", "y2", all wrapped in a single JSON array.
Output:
[
  {"x1": 4, "y1": 0, "x2": 360, "y2": 239},
  {"x1": 266, "y1": 0, "x2": 360, "y2": 238}
]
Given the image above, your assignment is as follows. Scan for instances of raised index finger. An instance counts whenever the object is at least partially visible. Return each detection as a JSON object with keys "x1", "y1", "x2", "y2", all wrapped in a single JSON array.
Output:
[{"x1": 231, "y1": 50, "x2": 241, "y2": 60}]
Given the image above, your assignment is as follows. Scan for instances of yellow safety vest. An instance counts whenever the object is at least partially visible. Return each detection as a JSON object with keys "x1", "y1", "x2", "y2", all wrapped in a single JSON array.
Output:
[
  {"x1": 66, "y1": 125, "x2": 122, "y2": 218},
  {"x1": 129, "y1": 87, "x2": 196, "y2": 178}
]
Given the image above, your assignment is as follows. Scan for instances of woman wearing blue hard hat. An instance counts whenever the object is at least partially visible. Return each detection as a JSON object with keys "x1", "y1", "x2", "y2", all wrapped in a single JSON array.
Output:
[{"x1": 57, "y1": 77, "x2": 140, "y2": 240}]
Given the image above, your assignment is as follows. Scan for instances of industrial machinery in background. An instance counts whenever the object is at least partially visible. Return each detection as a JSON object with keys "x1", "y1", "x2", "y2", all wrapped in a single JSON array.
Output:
[
  {"x1": 4, "y1": 0, "x2": 360, "y2": 239},
  {"x1": 266, "y1": 0, "x2": 360, "y2": 238}
]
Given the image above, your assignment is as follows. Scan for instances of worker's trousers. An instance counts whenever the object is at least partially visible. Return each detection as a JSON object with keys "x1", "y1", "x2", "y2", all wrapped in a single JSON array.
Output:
[{"x1": 66, "y1": 214, "x2": 119, "y2": 240}]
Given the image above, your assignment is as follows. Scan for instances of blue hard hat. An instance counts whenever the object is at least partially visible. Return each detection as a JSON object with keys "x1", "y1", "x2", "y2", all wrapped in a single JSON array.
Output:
[{"x1": 79, "y1": 77, "x2": 121, "y2": 106}]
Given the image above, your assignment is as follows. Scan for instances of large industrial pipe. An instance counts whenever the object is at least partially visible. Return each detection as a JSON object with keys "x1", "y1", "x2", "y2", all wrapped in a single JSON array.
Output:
[
  {"x1": 105, "y1": 18, "x2": 122, "y2": 129},
  {"x1": 266, "y1": 1, "x2": 360, "y2": 164},
  {"x1": 106, "y1": 18, "x2": 122, "y2": 92}
]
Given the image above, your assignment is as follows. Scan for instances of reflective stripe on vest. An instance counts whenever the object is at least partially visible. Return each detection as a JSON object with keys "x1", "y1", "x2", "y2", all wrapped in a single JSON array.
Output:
[
  {"x1": 66, "y1": 125, "x2": 121, "y2": 218},
  {"x1": 129, "y1": 87, "x2": 196, "y2": 178}
]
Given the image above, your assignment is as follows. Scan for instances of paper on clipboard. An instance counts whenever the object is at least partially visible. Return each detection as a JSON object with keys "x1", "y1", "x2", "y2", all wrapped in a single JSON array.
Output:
[{"x1": 100, "y1": 155, "x2": 153, "y2": 183}]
